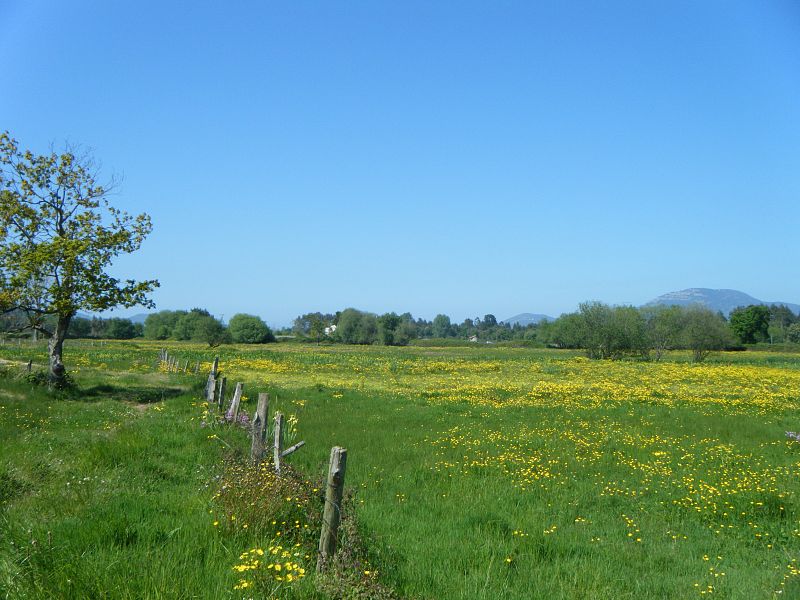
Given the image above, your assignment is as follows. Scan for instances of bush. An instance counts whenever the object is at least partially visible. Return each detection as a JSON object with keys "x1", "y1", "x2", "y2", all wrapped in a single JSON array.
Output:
[{"x1": 228, "y1": 314, "x2": 275, "y2": 344}]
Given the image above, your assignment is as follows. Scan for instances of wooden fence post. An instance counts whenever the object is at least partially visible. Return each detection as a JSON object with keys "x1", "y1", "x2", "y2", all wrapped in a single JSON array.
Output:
[
  {"x1": 317, "y1": 446, "x2": 348, "y2": 572},
  {"x1": 211, "y1": 357, "x2": 219, "y2": 378},
  {"x1": 206, "y1": 375, "x2": 217, "y2": 403},
  {"x1": 250, "y1": 393, "x2": 270, "y2": 462},
  {"x1": 226, "y1": 382, "x2": 243, "y2": 422},
  {"x1": 26, "y1": 360, "x2": 32, "y2": 373},
  {"x1": 273, "y1": 412, "x2": 284, "y2": 474},
  {"x1": 217, "y1": 377, "x2": 227, "y2": 410},
  {"x1": 194, "y1": 360, "x2": 200, "y2": 374},
  {"x1": 183, "y1": 359, "x2": 189, "y2": 373}
]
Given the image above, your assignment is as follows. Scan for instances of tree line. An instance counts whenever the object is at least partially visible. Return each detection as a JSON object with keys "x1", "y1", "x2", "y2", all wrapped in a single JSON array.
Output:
[{"x1": 287, "y1": 303, "x2": 800, "y2": 361}]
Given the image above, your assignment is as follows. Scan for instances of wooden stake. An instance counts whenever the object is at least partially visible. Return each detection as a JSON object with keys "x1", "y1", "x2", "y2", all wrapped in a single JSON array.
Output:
[
  {"x1": 217, "y1": 377, "x2": 227, "y2": 410},
  {"x1": 194, "y1": 360, "x2": 200, "y2": 374},
  {"x1": 211, "y1": 357, "x2": 219, "y2": 378},
  {"x1": 226, "y1": 382, "x2": 243, "y2": 422},
  {"x1": 250, "y1": 392, "x2": 270, "y2": 463},
  {"x1": 273, "y1": 412, "x2": 284, "y2": 474},
  {"x1": 317, "y1": 446, "x2": 348, "y2": 572},
  {"x1": 206, "y1": 375, "x2": 216, "y2": 403}
]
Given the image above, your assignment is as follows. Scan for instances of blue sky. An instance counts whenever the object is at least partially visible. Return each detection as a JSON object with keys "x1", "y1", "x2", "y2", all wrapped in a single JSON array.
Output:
[{"x1": 2, "y1": 1, "x2": 799, "y2": 326}]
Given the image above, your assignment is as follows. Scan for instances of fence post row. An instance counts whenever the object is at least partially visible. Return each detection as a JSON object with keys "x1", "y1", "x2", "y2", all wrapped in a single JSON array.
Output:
[
  {"x1": 317, "y1": 446, "x2": 348, "y2": 572},
  {"x1": 250, "y1": 392, "x2": 270, "y2": 463}
]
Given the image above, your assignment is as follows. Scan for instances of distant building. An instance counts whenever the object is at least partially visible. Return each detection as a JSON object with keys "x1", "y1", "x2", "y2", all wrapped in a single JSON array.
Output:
[
  {"x1": 324, "y1": 324, "x2": 337, "y2": 336},
  {"x1": 468, "y1": 335, "x2": 478, "y2": 343}
]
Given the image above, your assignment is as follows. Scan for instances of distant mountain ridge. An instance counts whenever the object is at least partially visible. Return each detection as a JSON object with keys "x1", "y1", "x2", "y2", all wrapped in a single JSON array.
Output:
[
  {"x1": 501, "y1": 313, "x2": 555, "y2": 326},
  {"x1": 646, "y1": 288, "x2": 800, "y2": 315}
]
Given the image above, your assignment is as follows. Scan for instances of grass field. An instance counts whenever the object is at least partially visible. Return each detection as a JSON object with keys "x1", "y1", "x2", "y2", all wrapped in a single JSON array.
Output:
[{"x1": 1, "y1": 340, "x2": 799, "y2": 598}]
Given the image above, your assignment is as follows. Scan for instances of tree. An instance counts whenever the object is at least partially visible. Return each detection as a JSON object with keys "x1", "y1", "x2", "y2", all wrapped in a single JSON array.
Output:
[
  {"x1": 144, "y1": 310, "x2": 186, "y2": 340},
  {"x1": 432, "y1": 314, "x2": 452, "y2": 338},
  {"x1": 787, "y1": 323, "x2": 800, "y2": 344},
  {"x1": 0, "y1": 132, "x2": 158, "y2": 385},
  {"x1": 729, "y1": 305, "x2": 770, "y2": 344},
  {"x1": 681, "y1": 305, "x2": 732, "y2": 362},
  {"x1": 228, "y1": 313, "x2": 274, "y2": 344},
  {"x1": 309, "y1": 315, "x2": 326, "y2": 343},
  {"x1": 104, "y1": 317, "x2": 140, "y2": 339},
  {"x1": 377, "y1": 312, "x2": 401, "y2": 345},
  {"x1": 642, "y1": 305, "x2": 683, "y2": 361},
  {"x1": 173, "y1": 308, "x2": 229, "y2": 345}
]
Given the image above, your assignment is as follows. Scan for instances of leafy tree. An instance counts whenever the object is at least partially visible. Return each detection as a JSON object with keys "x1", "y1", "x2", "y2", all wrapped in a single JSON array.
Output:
[
  {"x1": 432, "y1": 314, "x2": 452, "y2": 338},
  {"x1": 335, "y1": 309, "x2": 362, "y2": 344},
  {"x1": 171, "y1": 308, "x2": 229, "y2": 346},
  {"x1": 481, "y1": 314, "x2": 498, "y2": 329},
  {"x1": 309, "y1": 315, "x2": 326, "y2": 343},
  {"x1": 682, "y1": 305, "x2": 732, "y2": 362},
  {"x1": 228, "y1": 313, "x2": 274, "y2": 344},
  {"x1": 192, "y1": 315, "x2": 230, "y2": 347},
  {"x1": 729, "y1": 305, "x2": 771, "y2": 344},
  {"x1": 144, "y1": 310, "x2": 187, "y2": 340},
  {"x1": 356, "y1": 313, "x2": 378, "y2": 344},
  {"x1": 542, "y1": 313, "x2": 585, "y2": 349},
  {"x1": 378, "y1": 312, "x2": 401, "y2": 345},
  {"x1": 67, "y1": 316, "x2": 92, "y2": 339},
  {"x1": 0, "y1": 132, "x2": 158, "y2": 385},
  {"x1": 768, "y1": 304, "x2": 797, "y2": 343},
  {"x1": 293, "y1": 312, "x2": 334, "y2": 336},
  {"x1": 104, "y1": 317, "x2": 140, "y2": 339},
  {"x1": 642, "y1": 305, "x2": 683, "y2": 361},
  {"x1": 787, "y1": 323, "x2": 800, "y2": 344}
]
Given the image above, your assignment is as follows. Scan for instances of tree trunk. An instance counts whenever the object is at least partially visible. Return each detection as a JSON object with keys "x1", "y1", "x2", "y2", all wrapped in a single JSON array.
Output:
[{"x1": 48, "y1": 314, "x2": 72, "y2": 386}]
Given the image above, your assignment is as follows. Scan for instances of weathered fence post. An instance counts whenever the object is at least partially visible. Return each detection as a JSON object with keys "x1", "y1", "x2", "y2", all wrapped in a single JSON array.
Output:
[
  {"x1": 317, "y1": 446, "x2": 348, "y2": 572},
  {"x1": 183, "y1": 359, "x2": 189, "y2": 373},
  {"x1": 26, "y1": 360, "x2": 32, "y2": 373},
  {"x1": 250, "y1": 393, "x2": 270, "y2": 462},
  {"x1": 273, "y1": 412, "x2": 284, "y2": 474},
  {"x1": 206, "y1": 375, "x2": 217, "y2": 403},
  {"x1": 216, "y1": 377, "x2": 227, "y2": 410},
  {"x1": 211, "y1": 357, "x2": 219, "y2": 378},
  {"x1": 226, "y1": 382, "x2": 243, "y2": 422},
  {"x1": 194, "y1": 360, "x2": 200, "y2": 374}
]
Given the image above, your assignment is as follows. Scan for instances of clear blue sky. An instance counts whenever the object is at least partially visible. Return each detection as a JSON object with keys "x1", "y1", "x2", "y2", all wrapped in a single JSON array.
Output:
[{"x1": 2, "y1": 1, "x2": 799, "y2": 326}]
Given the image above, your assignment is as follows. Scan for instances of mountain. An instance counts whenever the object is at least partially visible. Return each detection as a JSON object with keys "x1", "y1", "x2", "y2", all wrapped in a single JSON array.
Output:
[
  {"x1": 126, "y1": 313, "x2": 150, "y2": 325},
  {"x1": 646, "y1": 288, "x2": 800, "y2": 315},
  {"x1": 502, "y1": 313, "x2": 555, "y2": 326}
]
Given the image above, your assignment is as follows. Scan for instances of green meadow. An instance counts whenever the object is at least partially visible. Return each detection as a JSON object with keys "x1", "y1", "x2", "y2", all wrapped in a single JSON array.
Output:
[{"x1": 1, "y1": 340, "x2": 799, "y2": 599}]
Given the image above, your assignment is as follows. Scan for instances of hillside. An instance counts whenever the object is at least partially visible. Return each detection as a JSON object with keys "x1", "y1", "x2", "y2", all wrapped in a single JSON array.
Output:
[
  {"x1": 501, "y1": 313, "x2": 555, "y2": 326},
  {"x1": 646, "y1": 288, "x2": 800, "y2": 315}
]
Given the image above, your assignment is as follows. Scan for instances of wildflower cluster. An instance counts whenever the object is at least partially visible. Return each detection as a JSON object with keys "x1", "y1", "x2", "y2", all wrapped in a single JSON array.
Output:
[{"x1": 232, "y1": 543, "x2": 307, "y2": 591}]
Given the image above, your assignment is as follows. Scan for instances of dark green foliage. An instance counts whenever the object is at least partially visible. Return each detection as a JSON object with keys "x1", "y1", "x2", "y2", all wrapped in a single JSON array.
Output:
[
  {"x1": 787, "y1": 323, "x2": 800, "y2": 344},
  {"x1": 228, "y1": 313, "x2": 274, "y2": 344},
  {"x1": 680, "y1": 305, "x2": 733, "y2": 362},
  {"x1": 335, "y1": 308, "x2": 376, "y2": 345},
  {"x1": 543, "y1": 303, "x2": 732, "y2": 362},
  {"x1": 143, "y1": 310, "x2": 187, "y2": 340},
  {"x1": 432, "y1": 314, "x2": 452, "y2": 338},
  {"x1": 173, "y1": 309, "x2": 230, "y2": 346},
  {"x1": 103, "y1": 318, "x2": 141, "y2": 339},
  {"x1": 67, "y1": 316, "x2": 92, "y2": 338},
  {"x1": 730, "y1": 305, "x2": 771, "y2": 344}
]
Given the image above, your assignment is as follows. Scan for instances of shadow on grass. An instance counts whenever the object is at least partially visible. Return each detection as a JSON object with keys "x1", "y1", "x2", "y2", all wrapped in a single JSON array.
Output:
[{"x1": 78, "y1": 384, "x2": 187, "y2": 405}]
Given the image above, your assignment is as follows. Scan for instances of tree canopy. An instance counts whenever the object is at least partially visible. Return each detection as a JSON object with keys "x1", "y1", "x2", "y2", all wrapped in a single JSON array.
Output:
[{"x1": 0, "y1": 132, "x2": 158, "y2": 383}]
